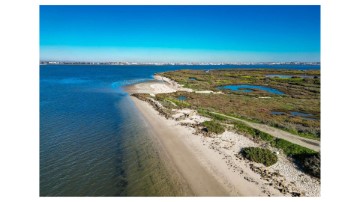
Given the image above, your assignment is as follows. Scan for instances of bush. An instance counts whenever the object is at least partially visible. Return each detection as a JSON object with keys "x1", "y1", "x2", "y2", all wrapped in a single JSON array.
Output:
[
  {"x1": 270, "y1": 138, "x2": 316, "y2": 157},
  {"x1": 241, "y1": 147, "x2": 278, "y2": 167},
  {"x1": 293, "y1": 153, "x2": 320, "y2": 178},
  {"x1": 202, "y1": 121, "x2": 225, "y2": 134}
]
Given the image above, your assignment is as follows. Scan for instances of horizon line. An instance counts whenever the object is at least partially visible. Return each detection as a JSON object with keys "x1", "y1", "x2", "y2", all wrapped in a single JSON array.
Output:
[{"x1": 40, "y1": 60, "x2": 320, "y2": 64}]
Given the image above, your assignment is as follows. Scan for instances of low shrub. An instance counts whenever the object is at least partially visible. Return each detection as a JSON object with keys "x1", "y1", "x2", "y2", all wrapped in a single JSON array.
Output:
[
  {"x1": 241, "y1": 147, "x2": 278, "y2": 166},
  {"x1": 293, "y1": 153, "x2": 320, "y2": 178},
  {"x1": 270, "y1": 138, "x2": 316, "y2": 157},
  {"x1": 202, "y1": 121, "x2": 225, "y2": 134}
]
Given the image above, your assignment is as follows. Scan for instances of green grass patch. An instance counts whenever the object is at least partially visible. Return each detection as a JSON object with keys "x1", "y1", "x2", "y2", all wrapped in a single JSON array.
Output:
[
  {"x1": 283, "y1": 128, "x2": 320, "y2": 140},
  {"x1": 202, "y1": 120, "x2": 225, "y2": 134},
  {"x1": 270, "y1": 138, "x2": 317, "y2": 157},
  {"x1": 234, "y1": 122, "x2": 275, "y2": 142},
  {"x1": 241, "y1": 147, "x2": 278, "y2": 167},
  {"x1": 165, "y1": 98, "x2": 191, "y2": 108},
  {"x1": 197, "y1": 109, "x2": 227, "y2": 121},
  {"x1": 158, "y1": 69, "x2": 320, "y2": 138}
]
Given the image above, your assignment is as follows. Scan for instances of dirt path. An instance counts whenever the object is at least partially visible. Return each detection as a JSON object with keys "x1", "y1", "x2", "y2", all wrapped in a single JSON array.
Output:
[{"x1": 210, "y1": 112, "x2": 320, "y2": 152}]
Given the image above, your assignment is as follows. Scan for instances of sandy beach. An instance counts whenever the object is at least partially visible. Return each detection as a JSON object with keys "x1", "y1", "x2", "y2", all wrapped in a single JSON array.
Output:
[{"x1": 124, "y1": 76, "x2": 320, "y2": 196}]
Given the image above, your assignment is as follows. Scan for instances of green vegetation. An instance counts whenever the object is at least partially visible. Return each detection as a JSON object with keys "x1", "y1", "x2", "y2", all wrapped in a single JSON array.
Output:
[
  {"x1": 234, "y1": 121, "x2": 275, "y2": 142},
  {"x1": 241, "y1": 147, "x2": 278, "y2": 167},
  {"x1": 223, "y1": 114, "x2": 319, "y2": 177},
  {"x1": 197, "y1": 108, "x2": 227, "y2": 121},
  {"x1": 202, "y1": 120, "x2": 225, "y2": 134},
  {"x1": 159, "y1": 69, "x2": 320, "y2": 99},
  {"x1": 295, "y1": 153, "x2": 320, "y2": 178},
  {"x1": 155, "y1": 93, "x2": 191, "y2": 108},
  {"x1": 165, "y1": 97, "x2": 191, "y2": 108},
  {"x1": 270, "y1": 138, "x2": 317, "y2": 157},
  {"x1": 233, "y1": 120, "x2": 317, "y2": 160},
  {"x1": 152, "y1": 69, "x2": 320, "y2": 177},
  {"x1": 157, "y1": 69, "x2": 320, "y2": 139}
]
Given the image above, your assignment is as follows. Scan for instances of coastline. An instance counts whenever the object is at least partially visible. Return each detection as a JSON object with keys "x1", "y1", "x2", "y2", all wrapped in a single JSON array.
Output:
[
  {"x1": 129, "y1": 95, "x2": 271, "y2": 196},
  {"x1": 124, "y1": 76, "x2": 320, "y2": 196}
]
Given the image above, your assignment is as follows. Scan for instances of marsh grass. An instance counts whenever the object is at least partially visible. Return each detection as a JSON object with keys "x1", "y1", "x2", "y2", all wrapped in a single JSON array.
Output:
[
  {"x1": 154, "y1": 69, "x2": 320, "y2": 177},
  {"x1": 156, "y1": 69, "x2": 320, "y2": 139},
  {"x1": 202, "y1": 120, "x2": 225, "y2": 134}
]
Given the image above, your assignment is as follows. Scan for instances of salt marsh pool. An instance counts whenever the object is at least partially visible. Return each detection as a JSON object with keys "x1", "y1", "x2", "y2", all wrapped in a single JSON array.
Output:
[{"x1": 217, "y1": 84, "x2": 284, "y2": 95}]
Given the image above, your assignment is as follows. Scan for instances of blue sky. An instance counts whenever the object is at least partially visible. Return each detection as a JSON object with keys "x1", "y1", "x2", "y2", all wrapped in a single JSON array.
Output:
[{"x1": 40, "y1": 6, "x2": 320, "y2": 62}]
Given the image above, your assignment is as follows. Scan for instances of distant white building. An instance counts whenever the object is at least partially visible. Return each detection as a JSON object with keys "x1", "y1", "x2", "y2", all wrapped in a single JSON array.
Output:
[{"x1": 48, "y1": 61, "x2": 59, "y2": 64}]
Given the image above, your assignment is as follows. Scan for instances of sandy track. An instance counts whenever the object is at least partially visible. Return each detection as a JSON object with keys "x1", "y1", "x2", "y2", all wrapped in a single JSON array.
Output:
[{"x1": 210, "y1": 112, "x2": 320, "y2": 152}]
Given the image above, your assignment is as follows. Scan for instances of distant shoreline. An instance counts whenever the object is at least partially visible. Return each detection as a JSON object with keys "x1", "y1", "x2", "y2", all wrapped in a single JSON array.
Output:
[{"x1": 39, "y1": 62, "x2": 321, "y2": 66}]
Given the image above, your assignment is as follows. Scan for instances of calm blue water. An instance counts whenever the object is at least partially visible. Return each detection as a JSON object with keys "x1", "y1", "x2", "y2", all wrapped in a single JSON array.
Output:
[
  {"x1": 271, "y1": 111, "x2": 286, "y2": 115},
  {"x1": 239, "y1": 89, "x2": 253, "y2": 93},
  {"x1": 290, "y1": 111, "x2": 317, "y2": 120},
  {"x1": 290, "y1": 111, "x2": 313, "y2": 117},
  {"x1": 177, "y1": 96, "x2": 187, "y2": 101},
  {"x1": 40, "y1": 64, "x2": 319, "y2": 196},
  {"x1": 217, "y1": 84, "x2": 285, "y2": 95}
]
